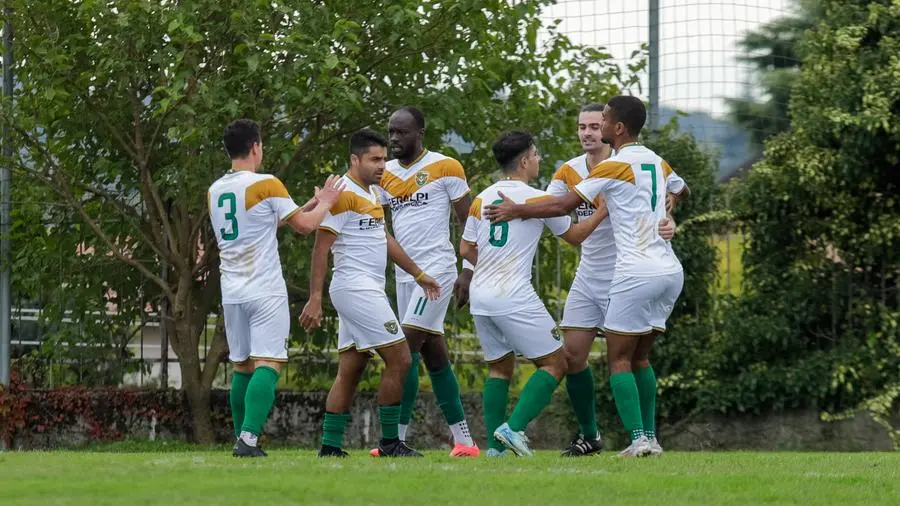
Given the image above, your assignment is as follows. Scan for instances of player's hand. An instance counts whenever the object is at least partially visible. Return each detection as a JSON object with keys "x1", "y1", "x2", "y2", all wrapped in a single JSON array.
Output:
[
  {"x1": 453, "y1": 268, "x2": 473, "y2": 308},
  {"x1": 416, "y1": 273, "x2": 441, "y2": 301},
  {"x1": 316, "y1": 175, "x2": 345, "y2": 208},
  {"x1": 299, "y1": 296, "x2": 323, "y2": 331},
  {"x1": 483, "y1": 192, "x2": 518, "y2": 223},
  {"x1": 658, "y1": 216, "x2": 676, "y2": 241},
  {"x1": 300, "y1": 187, "x2": 320, "y2": 212}
]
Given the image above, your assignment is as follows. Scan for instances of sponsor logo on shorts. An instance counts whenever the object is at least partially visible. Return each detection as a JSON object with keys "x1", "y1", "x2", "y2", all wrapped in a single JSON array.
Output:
[
  {"x1": 551, "y1": 327, "x2": 561, "y2": 341},
  {"x1": 384, "y1": 320, "x2": 399, "y2": 335},
  {"x1": 415, "y1": 171, "x2": 429, "y2": 186}
]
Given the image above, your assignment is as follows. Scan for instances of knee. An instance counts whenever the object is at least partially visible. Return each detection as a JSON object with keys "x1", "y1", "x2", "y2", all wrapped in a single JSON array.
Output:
[
  {"x1": 607, "y1": 357, "x2": 632, "y2": 375},
  {"x1": 422, "y1": 349, "x2": 449, "y2": 372},
  {"x1": 632, "y1": 358, "x2": 651, "y2": 370},
  {"x1": 391, "y1": 350, "x2": 412, "y2": 374},
  {"x1": 564, "y1": 348, "x2": 588, "y2": 374}
]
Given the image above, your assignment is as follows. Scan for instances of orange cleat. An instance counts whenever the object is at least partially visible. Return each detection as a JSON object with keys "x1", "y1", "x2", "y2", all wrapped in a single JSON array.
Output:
[
  {"x1": 369, "y1": 447, "x2": 380, "y2": 457},
  {"x1": 449, "y1": 443, "x2": 480, "y2": 457}
]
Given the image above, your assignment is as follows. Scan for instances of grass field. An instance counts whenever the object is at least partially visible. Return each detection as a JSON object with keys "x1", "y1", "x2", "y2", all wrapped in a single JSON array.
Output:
[{"x1": 2, "y1": 448, "x2": 898, "y2": 505}]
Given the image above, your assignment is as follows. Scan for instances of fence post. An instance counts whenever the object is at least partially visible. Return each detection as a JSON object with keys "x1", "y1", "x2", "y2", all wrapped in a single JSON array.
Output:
[
  {"x1": 648, "y1": 0, "x2": 660, "y2": 130},
  {"x1": 0, "y1": 10, "x2": 14, "y2": 387}
]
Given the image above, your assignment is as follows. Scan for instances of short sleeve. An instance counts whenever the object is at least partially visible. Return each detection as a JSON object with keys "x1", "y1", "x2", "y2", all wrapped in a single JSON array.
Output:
[
  {"x1": 461, "y1": 197, "x2": 482, "y2": 243},
  {"x1": 440, "y1": 159, "x2": 470, "y2": 202},
  {"x1": 318, "y1": 192, "x2": 354, "y2": 235},
  {"x1": 663, "y1": 161, "x2": 687, "y2": 195},
  {"x1": 375, "y1": 184, "x2": 390, "y2": 206},
  {"x1": 575, "y1": 160, "x2": 632, "y2": 204},
  {"x1": 546, "y1": 179, "x2": 569, "y2": 197},
  {"x1": 573, "y1": 178, "x2": 607, "y2": 205},
  {"x1": 246, "y1": 177, "x2": 300, "y2": 221},
  {"x1": 544, "y1": 215, "x2": 572, "y2": 237}
]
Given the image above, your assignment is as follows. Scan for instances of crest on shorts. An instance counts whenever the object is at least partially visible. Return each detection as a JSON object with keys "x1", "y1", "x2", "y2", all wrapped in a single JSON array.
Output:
[
  {"x1": 384, "y1": 320, "x2": 399, "y2": 335},
  {"x1": 551, "y1": 327, "x2": 561, "y2": 341},
  {"x1": 415, "y1": 171, "x2": 429, "y2": 187}
]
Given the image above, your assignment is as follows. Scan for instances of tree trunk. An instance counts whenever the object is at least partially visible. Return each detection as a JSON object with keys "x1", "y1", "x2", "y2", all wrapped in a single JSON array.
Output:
[{"x1": 179, "y1": 353, "x2": 217, "y2": 444}]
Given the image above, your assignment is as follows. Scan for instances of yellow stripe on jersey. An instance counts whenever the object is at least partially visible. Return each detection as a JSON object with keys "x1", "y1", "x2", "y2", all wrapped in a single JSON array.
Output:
[
  {"x1": 552, "y1": 164, "x2": 582, "y2": 189},
  {"x1": 329, "y1": 190, "x2": 384, "y2": 219},
  {"x1": 468, "y1": 197, "x2": 482, "y2": 219},
  {"x1": 245, "y1": 177, "x2": 290, "y2": 210},
  {"x1": 380, "y1": 158, "x2": 467, "y2": 198},
  {"x1": 587, "y1": 160, "x2": 635, "y2": 184},
  {"x1": 525, "y1": 195, "x2": 553, "y2": 205},
  {"x1": 661, "y1": 160, "x2": 674, "y2": 178}
]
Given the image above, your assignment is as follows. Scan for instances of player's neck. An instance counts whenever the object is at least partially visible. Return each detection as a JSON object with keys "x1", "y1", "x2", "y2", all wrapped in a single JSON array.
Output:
[
  {"x1": 399, "y1": 147, "x2": 426, "y2": 167},
  {"x1": 501, "y1": 173, "x2": 528, "y2": 183},
  {"x1": 230, "y1": 159, "x2": 257, "y2": 172},
  {"x1": 346, "y1": 169, "x2": 370, "y2": 189},
  {"x1": 585, "y1": 147, "x2": 611, "y2": 168},
  {"x1": 611, "y1": 137, "x2": 640, "y2": 152}
]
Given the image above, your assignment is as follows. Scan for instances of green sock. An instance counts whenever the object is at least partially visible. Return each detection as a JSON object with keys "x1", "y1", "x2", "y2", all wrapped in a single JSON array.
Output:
[
  {"x1": 399, "y1": 352, "x2": 420, "y2": 425},
  {"x1": 634, "y1": 366, "x2": 657, "y2": 439},
  {"x1": 240, "y1": 366, "x2": 279, "y2": 436},
  {"x1": 429, "y1": 362, "x2": 466, "y2": 425},
  {"x1": 610, "y1": 371, "x2": 644, "y2": 441},
  {"x1": 229, "y1": 371, "x2": 253, "y2": 439},
  {"x1": 322, "y1": 411, "x2": 351, "y2": 448},
  {"x1": 507, "y1": 369, "x2": 560, "y2": 432},
  {"x1": 483, "y1": 377, "x2": 510, "y2": 451},
  {"x1": 565, "y1": 367, "x2": 599, "y2": 439},
  {"x1": 379, "y1": 404, "x2": 401, "y2": 441}
]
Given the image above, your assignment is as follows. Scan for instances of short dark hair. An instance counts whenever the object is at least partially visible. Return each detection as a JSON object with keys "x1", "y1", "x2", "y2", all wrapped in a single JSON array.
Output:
[
  {"x1": 223, "y1": 119, "x2": 261, "y2": 159},
  {"x1": 606, "y1": 96, "x2": 646, "y2": 136},
  {"x1": 350, "y1": 128, "x2": 388, "y2": 157},
  {"x1": 580, "y1": 103, "x2": 605, "y2": 113},
  {"x1": 492, "y1": 130, "x2": 534, "y2": 173},
  {"x1": 397, "y1": 106, "x2": 425, "y2": 129}
]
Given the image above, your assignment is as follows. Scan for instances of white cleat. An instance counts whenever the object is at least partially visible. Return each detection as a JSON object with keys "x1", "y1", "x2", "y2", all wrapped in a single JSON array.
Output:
[
  {"x1": 493, "y1": 422, "x2": 534, "y2": 457},
  {"x1": 648, "y1": 437, "x2": 663, "y2": 456},
  {"x1": 618, "y1": 436, "x2": 652, "y2": 457}
]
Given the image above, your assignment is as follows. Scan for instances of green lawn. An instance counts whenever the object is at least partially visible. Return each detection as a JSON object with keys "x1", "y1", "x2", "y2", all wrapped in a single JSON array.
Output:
[{"x1": 2, "y1": 450, "x2": 898, "y2": 505}]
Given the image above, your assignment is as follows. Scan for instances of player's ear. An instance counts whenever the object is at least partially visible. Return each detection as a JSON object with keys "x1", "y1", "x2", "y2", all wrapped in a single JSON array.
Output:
[{"x1": 350, "y1": 153, "x2": 359, "y2": 167}]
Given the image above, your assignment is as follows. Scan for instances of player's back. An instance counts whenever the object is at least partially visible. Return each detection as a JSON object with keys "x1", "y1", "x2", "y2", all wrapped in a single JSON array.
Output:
[
  {"x1": 464, "y1": 180, "x2": 570, "y2": 315},
  {"x1": 208, "y1": 171, "x2": 299, "y2": 304},
  {"x1": 575, "y1": 144, "x2": 681, "y2": 280}
]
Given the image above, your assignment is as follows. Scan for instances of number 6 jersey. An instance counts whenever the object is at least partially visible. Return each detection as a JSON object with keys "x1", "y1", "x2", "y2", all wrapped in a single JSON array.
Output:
[
  {"x1": 462, "y1": 180, "x2": 572, "y2": 316},
  {"x1": 208, "y1": 171, "x2": 300, "y2": 304}
]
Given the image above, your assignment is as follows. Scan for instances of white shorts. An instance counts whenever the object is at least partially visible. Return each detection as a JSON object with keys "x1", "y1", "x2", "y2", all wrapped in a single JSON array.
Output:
[
  {"x1": 396, "y1": 271, "x2": 457, "y2": 335},
  {"x1": 223, "y1": 296, "x2": 290, "y2": 363},
  {"x1": 332, "y1": 287, "x2": 406, "y2": 353},
  {"x1": 473, "y1": 303, "x2": 563, "y2": 363},
  {"x1": 560, "y1": 273, "x2": 611, "y2": 331},
  {"x1": 603, "y1": 271, "x2": 684, "y2": 335}
]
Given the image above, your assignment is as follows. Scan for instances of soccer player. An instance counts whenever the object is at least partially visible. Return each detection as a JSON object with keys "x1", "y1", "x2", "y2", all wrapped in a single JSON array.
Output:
[
  {"x1": 460, "y1": 131, "x2": 606, "y2": 457},
  {"x1": 370, "y1": 107, "x2": 478, "y2": 457},
  {"x1": 485, "y1": 97, "x2": 690, "y2": 457},
  {"x1": 300, "y1": 128, "x2": 442, "y2": 458},
  {"x1": 208, "y1": 118, "x2": 345, "y2": 458},
  {"x1": 546, "y1": 104, "x2": 675, "y2": 456}
]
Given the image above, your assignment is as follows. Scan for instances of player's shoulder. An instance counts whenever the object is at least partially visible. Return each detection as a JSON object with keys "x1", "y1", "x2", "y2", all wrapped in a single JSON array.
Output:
[
  {"x1": 423, "y1": 151, "x2": 465, "y2": 177},
  {"x1": 523, "y1": 186, "x2": 553, "y2": 204},
  {"x1": 587, "y1": 154, "x2": 637, "y2": 183},
  {"x1": 332, "y1": 175, "x2": 378, "y2": 214}
]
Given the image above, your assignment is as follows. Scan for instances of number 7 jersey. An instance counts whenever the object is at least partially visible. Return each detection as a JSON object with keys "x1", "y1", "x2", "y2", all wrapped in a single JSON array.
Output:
[
  {"x1": 573, "y1": 143, "x2": 686, "y2": 281},
  {"x1": 208, "y1": 171, "x2": 300, "y2": 304},
  {"x1": 462, "y1": 180, "x2": 572, "y2": 316}
]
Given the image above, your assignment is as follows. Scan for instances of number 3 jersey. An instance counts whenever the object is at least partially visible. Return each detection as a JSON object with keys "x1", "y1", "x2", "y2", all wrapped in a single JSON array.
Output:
[
  {"x1": 208, "y1": 171, "x2": 300, "y2": 304},
  {"x1": 573, "y1": 144, "x2": 686, "y2": 282},
  {"x1": 462, "y1": 180, "x2": 572, "y2": 316}
]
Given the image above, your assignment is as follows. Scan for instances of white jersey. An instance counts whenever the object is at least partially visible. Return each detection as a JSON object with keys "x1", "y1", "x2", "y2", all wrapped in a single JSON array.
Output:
[
  {"x1": 320, "y1": 175, "x2": 388, "y2": 292},
  {"x1": 462, "y1": 180, "x2": 572, "y2": 316},
  {"x1": 546, "y1": 154, "x2": 616, "y2": 282},
  {"x1": 208, "y1": 171, "x2": 300, "y2": 304},
  {"x1": 574, "y1": 143, "x2": 686, "y2": 281},
  {"x1": 378, "y1": 150, "x2": 469, "y2": 282}
]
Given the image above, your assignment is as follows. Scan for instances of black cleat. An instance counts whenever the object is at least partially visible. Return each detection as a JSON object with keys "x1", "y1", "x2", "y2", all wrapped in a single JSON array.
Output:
[
  {"x1": 560, "y1": 434, "x2": 603, "y2": 457},
  {"x1": 233, "y1": 437, "x2": 268, "y2": 458},
  {"x1": 377, "y1": 438, "x2": 423, "y2": 457},
  {"x1": 318, "y1": 445, "x2": 350, "y2": 458}
]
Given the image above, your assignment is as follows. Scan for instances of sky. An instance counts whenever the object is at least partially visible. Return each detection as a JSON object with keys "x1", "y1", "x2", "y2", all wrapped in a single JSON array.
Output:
[{"x1": 542, "y1": 0, "x2": 795, "y2": 118}]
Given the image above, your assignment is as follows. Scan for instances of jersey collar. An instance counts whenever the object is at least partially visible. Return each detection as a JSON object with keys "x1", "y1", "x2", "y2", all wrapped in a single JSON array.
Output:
[{"x1": 398, "y1": 149, "x2": 429, "y2": 170}]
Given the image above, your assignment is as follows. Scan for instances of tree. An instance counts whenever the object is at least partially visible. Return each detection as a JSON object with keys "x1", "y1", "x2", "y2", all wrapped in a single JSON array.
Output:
[
  {"x1": 5, "y1": 0, "x2": 623, "y2": 442},
  {"x1": 726, "y1": 0, "x2": 823, "y2": 147}
]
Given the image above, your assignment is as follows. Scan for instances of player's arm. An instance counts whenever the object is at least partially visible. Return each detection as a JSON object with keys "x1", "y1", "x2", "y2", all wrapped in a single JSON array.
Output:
[
  {"x1": 557, "y1": 198, "x2": 608, "y2": 246},
  {"x1": 299, "y1": 228, "x2": 337, "y2": 331},
  {"x1": 387, "y1": 232, "x2": 441, "y2": 300},
  {"x1": 483, "y1": 191, "x2": 582, "y2": 222},
  {"x1": 459, "y1": 239, "x2": 477, "y2": 267},
  {"x1": 664, "y1": 163, "x2": 691, "y2": 214},
  {"x1": 285, "y1": 175, "x2": 346, "y2": 234},
  {"x1": 451, "y1": 192, "x2": 475, "y2": 306}
]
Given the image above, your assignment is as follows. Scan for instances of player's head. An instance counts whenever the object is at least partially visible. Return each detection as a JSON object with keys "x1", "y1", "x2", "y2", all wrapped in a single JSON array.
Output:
[
  {"x1": 492, "y1": 130, "x2": 540, "y2": 181},
  {"x1": 601, "y1": 96, "x2": 646, "y2": 147},
  {"x1": 388, "y1": 106, "x2": 425, "y2": 161},
  {"x1": 349, "y1": 128, "x2": 389, "y2": 185},
  {"x1": 578, "y1": 103, "x2": 607, "y2": 153},
  {"x1": 223, "y1": 119, "x2": 263, "y2": 169}
]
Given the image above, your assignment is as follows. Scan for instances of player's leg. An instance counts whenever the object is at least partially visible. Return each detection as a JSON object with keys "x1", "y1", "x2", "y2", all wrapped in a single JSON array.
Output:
[
  {"x1": 604, "y1": 278, "x2": 657, "y2": 457},
  {"x1": 495, "y1": 307, "x2": 565, "y2": 457},
  {"x1": 236, "y1": 297, "x2": 289, "y2": 457},
  {"x1": 395, "y1": 280, "x2": 421, "y2": 441},
  {"x1": 373, "y1": 340, "x2": 421, "y2": 457},
  {"x1": 474, "y1": 315, "x2": 514, "y2": 457},
  {"x1": 223, "y1": 303, "x2": 252, "y2": 442},
  {"x1": 404, "y1": 271, "x2": 477, "y2": 454},
  {"x1": 637, "y1": 270, "x2": 684, "y2": 456},
  {"x1": 319, "y1": 347, "x2": 370, "y2": 457}
]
